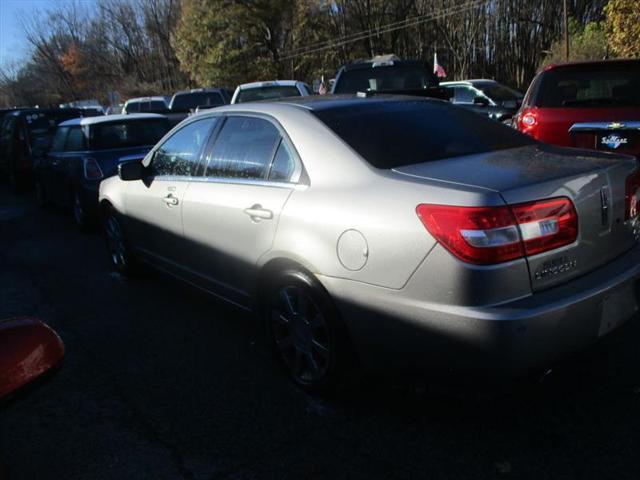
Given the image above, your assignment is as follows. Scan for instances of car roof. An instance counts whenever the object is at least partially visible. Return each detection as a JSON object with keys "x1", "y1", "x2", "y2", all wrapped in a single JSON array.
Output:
[
  {"x1": 58, "y1": 113, "x2": 166, "y2": 127},
  {"x1": 125, "y1": 97, "x2": 167, "y2": 103},
  {"x1": 441, "y1": 79, "x2": 499, "y2": 86},
  {"x1": 543, "y1": 58, "x2": 640, "y2": 71},
  {"x1": 210, "y1": 94, "x2": 445, "y2": 115},
  {"x1": 172, "y1": 88, "x2": 225, "y2": 96},
  {"x1": 237, "y1": 80, "x2": 302, "y2": 90},
  {"x1": 339, "y1": 59, "x2": 426, "y2": 72}
]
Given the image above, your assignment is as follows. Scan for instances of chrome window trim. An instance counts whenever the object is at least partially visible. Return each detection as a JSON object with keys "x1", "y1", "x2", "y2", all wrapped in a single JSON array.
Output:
[
  {"x1": 569, "y1": 122, "x2": 640, "y2": 132},
  {"x1": 147, "y1": 174, "x2": 305, "y2": 190}
]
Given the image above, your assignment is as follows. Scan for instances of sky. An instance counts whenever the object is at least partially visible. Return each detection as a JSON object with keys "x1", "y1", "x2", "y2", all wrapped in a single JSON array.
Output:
[{"x1": 0, "y1": 0, "x2": 96, "y2": 69}]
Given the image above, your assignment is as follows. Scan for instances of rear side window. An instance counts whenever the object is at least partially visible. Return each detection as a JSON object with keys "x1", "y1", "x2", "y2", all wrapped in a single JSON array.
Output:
[
  {"x1": 537, "y1": 63, "x2": 640, "y2": 107},
  {"x1": 50, "y1": 127, "x2": 69, "y2": 152},
  {"x1": 268, "y1": 141, "x2": 295, "y2": 181},
  {"x1": 312, "y1": 100, "x2": 535, "y2": 169},
  {"x1": 65, "y1": 126, "x2": 86, "y2": 151},
  {"x1": 152, "y1": 118, "x2": 215, "y2": 177},
  {"x1": 124, "y1": 102, "x2": 140, "y2": 114},
  {"x1": 204, "y1": 116, "x2": 281, "y2": 179},
  {"x1": 236, "y1": 86, "x2": 301, "y2": 103}
]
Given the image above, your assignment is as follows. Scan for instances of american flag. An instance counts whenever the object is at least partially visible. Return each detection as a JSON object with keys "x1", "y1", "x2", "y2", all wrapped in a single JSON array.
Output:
[{"x1": 433, "y1": 53, "x2": 447, "y2": 78}]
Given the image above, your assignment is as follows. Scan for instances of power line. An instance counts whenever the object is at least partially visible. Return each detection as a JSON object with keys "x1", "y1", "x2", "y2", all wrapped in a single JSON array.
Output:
[{"x1": 281, "y1": 0, "x2": 487, "y2": 61}]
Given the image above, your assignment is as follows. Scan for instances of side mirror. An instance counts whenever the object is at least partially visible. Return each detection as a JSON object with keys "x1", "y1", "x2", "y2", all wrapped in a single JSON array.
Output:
[
  {"x1": 118, "y1": 161, "x2": 145, "y2": 181},
  {"x1": 473, "y1": 96, "x2": 490, "y2": 106}
]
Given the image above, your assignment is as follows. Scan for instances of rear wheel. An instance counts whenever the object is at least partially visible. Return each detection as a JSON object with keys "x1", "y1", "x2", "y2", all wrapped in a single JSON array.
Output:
[
  {"x1": 34, "y1": 177, "x2": 47, "y2": 208},
  {"x1": 72, "y1": 189, "x2": 93, "y2": 232},
  {"x1": 103, "y1": 209, "x2": 137, "y2": 276},
  {"x1": 264, "y1": 270, "x2": 352, "y2": 394}
]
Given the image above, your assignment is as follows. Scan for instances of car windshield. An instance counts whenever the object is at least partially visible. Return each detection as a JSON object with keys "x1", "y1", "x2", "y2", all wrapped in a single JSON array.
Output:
[
  {"x1": 171, "y1": 92, "x2": 225, "y2": 111},
  {"x1": 477, "y1": 83, "x2": 523, "y2": 101},
  {"x1": 312, "y1": 100, "x2": 535, "y2": 169},
  {"x1": 236, "y1": 86, "x2": 301, "y2": 103},
  {"x1": 25, "y1": 111, "x2": 80, "y2": 150},
  {"x1": 538, "y1": 63, "x2": 640, "y2": 108},
  {"x1": 88, "y1": 119, "x2": 169, "y2": 150},
  {"x1": 334, "y1": 65, "x2": 438, "y2": 94}
]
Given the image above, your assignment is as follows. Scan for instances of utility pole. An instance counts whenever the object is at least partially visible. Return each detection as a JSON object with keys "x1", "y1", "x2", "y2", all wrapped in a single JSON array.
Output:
[{"x1": 564, "y1": 0, "x2": 569, "y2": 61}]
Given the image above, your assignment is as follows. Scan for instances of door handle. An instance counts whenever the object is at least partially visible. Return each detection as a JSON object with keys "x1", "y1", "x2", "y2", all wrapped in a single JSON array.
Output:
[
  {"x1": 244, "y1": 204, "x2": 273, "y2": 221},
  {"x1": 162, "y1": 194, "x2": 179, "y2": 206}
]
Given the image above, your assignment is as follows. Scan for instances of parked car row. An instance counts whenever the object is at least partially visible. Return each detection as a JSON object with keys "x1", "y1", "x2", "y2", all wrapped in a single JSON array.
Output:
[{"x1": 2, "y1": 58, "x2": 639, "y2": 395}]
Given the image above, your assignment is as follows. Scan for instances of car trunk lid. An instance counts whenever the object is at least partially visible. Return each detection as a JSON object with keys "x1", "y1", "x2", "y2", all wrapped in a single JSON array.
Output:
[{"x1": 393, "y1": 144, "x2": 639, "y2": 291}]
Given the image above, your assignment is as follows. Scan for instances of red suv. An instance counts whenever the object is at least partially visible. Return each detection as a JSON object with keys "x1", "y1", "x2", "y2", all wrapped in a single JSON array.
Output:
[{"x1": 514, "y1": 59, "x2": 640, "y2": 157}]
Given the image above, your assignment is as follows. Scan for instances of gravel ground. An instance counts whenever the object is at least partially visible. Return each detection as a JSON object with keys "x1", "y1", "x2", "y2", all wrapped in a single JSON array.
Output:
[{"x1": 1, "y1": 187, "x2": 640, "y2": 480}]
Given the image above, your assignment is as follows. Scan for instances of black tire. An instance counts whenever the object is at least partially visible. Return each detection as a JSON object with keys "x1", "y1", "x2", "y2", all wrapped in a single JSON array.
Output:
[
  {"x1": 8, "y1": 164, "x2": 22, "y2": 194},
  {"x1": 264, "y1": 270, "x2": 353, "y2": 394},
  {"x1": 72, "y1": 189, "x2": 94, "y2": 232},
  {"x1": 34, "y1": 177, "x2": 48, "y2": 208},
  {"x1": 103, "y1": 208, "x2": 138, "y2": 276}
]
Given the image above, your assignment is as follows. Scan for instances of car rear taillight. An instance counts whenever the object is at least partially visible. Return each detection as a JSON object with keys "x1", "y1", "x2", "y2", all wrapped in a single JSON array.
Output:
[
  {"x1": 416, "y1": 197, "x2": 578, "y2": 265},
  {"x1": 517, "y1": 108, "x2": 538, "y2": 138},
  {"x1": 83, "y1": 158, "x2": 103, "y2": 180},
  {"x1": 625, "y1": 169, "x2": 640, "y2": 220}
]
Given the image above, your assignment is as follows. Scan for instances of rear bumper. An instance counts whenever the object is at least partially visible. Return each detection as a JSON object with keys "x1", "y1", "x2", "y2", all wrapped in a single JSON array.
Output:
[{"x1": 318, "y1": 243, "x2": 640, "y2": 379}]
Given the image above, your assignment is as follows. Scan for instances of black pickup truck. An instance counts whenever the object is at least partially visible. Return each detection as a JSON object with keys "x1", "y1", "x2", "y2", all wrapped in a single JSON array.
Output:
[{"x1": 331, "y1": 58, "x2": 450, "y2": 100}]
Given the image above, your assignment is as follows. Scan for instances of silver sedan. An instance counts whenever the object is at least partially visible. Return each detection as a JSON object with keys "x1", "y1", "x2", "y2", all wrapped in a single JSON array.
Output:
[{"x1": 99, "y1": 96, "x2": 640, "y2": 393}]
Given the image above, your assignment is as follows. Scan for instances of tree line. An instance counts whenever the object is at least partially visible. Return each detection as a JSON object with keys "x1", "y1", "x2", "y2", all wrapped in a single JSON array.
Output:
[{"x1": 0, "y1": 0, "x2": 638, "y2": 108}]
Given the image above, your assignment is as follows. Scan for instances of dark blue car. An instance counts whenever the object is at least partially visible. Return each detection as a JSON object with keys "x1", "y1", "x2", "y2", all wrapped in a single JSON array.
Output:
[{"x1": 34, "y1": 113, "x2": 170, "y2": 231}]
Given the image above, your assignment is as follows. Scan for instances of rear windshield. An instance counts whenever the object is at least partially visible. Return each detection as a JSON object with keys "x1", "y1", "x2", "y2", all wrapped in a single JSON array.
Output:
[
  {"x1": 334, "y1": 65, "x2": 438, "y2": 94},
  {"x1": 537, "y1": 63, "x2": 640, "y2": 108},
  {"x1": 25, "y1": 111, "x2": 80, "y2": 150},
  {"x1": 88, "y1": 119, "x2": 169, "y2": 150},
  {"x1": 312, "y1": 100, "x2": 535, "y2": 169},
  {"x1": 236, "y1": 86, "x2": 301, "y2": 103},
  {"x1": 125, "y1": 101, "x2": 167, "y2": 113},
  {"x1": 171, "y1": 92, "x2": 225, "y2": 111}
]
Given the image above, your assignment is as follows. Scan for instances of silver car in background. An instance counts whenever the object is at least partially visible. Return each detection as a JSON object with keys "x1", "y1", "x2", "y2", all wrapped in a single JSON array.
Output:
[
  {"x1": 99, "y1": 96, "x2": 640, "y2": 393},
  {"x1": 231, "y1": 80, "x2": 311, "y2": 104}
]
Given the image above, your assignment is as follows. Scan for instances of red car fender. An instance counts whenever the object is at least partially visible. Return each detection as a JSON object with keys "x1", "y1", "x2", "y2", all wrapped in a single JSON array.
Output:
[{"x1": 0, "y1": 317, "x2": 65, "y2": 400}]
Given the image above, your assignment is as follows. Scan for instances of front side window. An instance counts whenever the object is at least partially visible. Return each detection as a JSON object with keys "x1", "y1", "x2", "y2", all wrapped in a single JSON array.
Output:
[
  {"x1": 453, "y1": 86, "x2": 478, "y2": 104},
  {"x1": 50, "y1": 127, "x2": 69, "y2": 152},
  {"x1": 204, "y1": 116, "x2": 281, "y2": 179},
  {"x1": 151, "y1": 118, "x2": 216, "y2": 177},
  {"x1": 65, "y1": 126, "x2": 86, "y2": 151}
]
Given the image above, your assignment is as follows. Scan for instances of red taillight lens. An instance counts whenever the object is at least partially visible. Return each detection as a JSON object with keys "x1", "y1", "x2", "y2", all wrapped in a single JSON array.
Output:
[
  {"x1": 83, "y1": 158, "x2": 103, "y2": 180},
  {"x1": 416, "y1": 197, "x2": 578, "y2": 265},
  {"x1": 625, "y1": 169, "x2": 640, "y2": 220},
  {"x1": 517, "y1": 108, "x2": 538, "y2": 138},
  {"x1": 511, "y1": 198, "x2": 578, "y2": 256}
]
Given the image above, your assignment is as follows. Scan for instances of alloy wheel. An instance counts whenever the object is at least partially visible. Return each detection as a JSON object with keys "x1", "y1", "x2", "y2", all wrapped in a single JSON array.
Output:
[
  {"x1": 269, "y1": 285, "x2": 332, "y2": 384},
  {"x1": 105, "y1": 214, "x2": 127, "y2": 270}
]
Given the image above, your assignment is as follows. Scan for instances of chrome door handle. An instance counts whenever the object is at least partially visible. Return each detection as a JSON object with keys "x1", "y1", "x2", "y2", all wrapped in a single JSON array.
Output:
[
  {"x1": 162, "y1": 194, "x2": 179, "y2": 206},
  {"x1": 244, "y1": 204, "x2": 273, "y2": 220}
]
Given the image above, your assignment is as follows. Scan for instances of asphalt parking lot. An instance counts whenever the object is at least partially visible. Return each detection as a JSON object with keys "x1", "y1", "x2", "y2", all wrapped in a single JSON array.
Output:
[{"x1": 2, "y1": 186, "x2": 640, "y2": 480}]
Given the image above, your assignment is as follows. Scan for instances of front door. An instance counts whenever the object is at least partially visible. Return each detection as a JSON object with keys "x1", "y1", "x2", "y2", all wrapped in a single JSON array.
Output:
[
  {"x1": 181, "y1": 115, "x2": 299, "y2": 304},
  {"x1": 124, "y1": 117, "x2": 217, "y2": 269}
]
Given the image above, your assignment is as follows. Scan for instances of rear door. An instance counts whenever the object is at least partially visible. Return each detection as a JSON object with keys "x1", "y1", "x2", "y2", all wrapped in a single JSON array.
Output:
[
  {"x1": 124, "y1": 117, "x2": 217, "y2": 268},
  {"x1": 181, "y1": 115, "x2": 299, "y2": 304},
  {"x1": 50, "y1": 125, "x2": 85, "y2": 204},
  {"x1": 39, "y1": 126, "x2": 69, "y2": 203}
]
